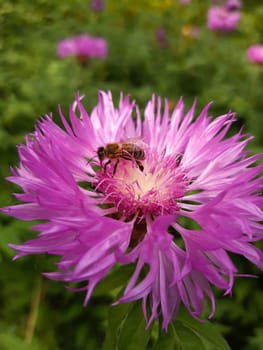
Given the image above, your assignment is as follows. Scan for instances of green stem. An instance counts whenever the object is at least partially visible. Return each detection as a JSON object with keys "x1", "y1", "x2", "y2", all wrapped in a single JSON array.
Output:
[{"x1": 24, "y1": 276, "x2": 43, "y2": 345}]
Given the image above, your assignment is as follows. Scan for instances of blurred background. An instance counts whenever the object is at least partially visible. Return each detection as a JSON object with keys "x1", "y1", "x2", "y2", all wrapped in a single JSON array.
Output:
[{"x1": 1, "y1": 0, "x2": 263, "y2": 349}]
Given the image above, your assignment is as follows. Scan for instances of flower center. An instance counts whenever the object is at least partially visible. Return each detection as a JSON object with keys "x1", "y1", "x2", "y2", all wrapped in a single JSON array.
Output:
[{"x1": 95, "y1": 151, "x2": 187, "y2": 219}]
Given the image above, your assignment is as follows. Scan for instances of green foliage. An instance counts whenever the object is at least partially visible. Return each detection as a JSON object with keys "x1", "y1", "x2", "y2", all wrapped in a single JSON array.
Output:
[
  {"x1": 174, "y1": 311, "x2": 231, "y2": 350},
  {"x1": 0, "y1": 0, "x2": 263, "y2": 349},
  {"x1": 102, "y1": 303, "x2": 232, "y2": 350},
  {"x1": 102, "y1": 302, "x2": 152, "y2": 350}
]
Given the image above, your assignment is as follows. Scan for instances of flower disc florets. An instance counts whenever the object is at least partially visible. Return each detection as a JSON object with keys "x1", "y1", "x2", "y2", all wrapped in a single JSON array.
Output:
[
  {"x1": 2, "y1": 91, "x2": 263, "y2": 330},
  {"x1": 96, "y1": 151, "x2": 187, "y2": 218}
]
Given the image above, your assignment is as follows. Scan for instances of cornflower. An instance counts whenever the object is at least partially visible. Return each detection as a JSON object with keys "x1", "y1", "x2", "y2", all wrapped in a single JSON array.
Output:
[{"x1": 2, "y1": 91, "x2": 263, "y2": 329}]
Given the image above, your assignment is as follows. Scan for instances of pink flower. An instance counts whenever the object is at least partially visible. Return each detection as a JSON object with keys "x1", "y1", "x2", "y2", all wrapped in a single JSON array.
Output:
[
  {"x1": 179, "y1": 0, "x2": 192, "y2": 4},
  {"x1": 247, "y1": 45, "x2": 263, "y2": 64},
  {"x1": 225, "y1": 0, "x2": 242, "y2": 11},
  {"x1": 155, "y1": 27, "x2": 168, "y2": 48},
  {"x1": 57, "y1": 34, "x2": 107, "y2": 62},
  {"x1": 207, "y1": 6, "x2": 241, "y2": 32},
  {"x1": 91, "y1": 0, "x2": 105, "y2": 12},
  {"x1": 2, "y1": 91, "x2": 263, "y2": 330}
]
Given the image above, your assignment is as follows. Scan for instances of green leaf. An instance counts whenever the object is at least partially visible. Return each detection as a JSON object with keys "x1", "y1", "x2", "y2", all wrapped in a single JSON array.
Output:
[
  {"x1": 176, "y1": 311, "x2": 231, "y2": 350},
  {"x1": 0, "y1": 333, "x2": 38, "y2": 350},
  {"x1": 102, "y1": 302, "x2": 131, "y2": 350},
  {"x1": 175, "y1": 321, "x2": 208, "y2": 350},
  {"x1": 247, "y1": 327, "x2": 263, "y2": 350},
  {"x1": 103, "y1": 302, "x2": 152, "y2": 350},
  {"x1": 118, "y1": 302, "x2": 151, "y2": 350},
  {"x1": 152, "y1": 323, "x2": 181, "y2": 350}
]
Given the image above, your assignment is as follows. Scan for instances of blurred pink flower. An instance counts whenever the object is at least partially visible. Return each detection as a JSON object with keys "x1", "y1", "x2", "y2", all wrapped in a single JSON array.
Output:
[
  {"x1": 207, "y1": 6, "x2": 240, "y2": 32},
  {"x1": 91, "y1": 0, "x2": 105, "y2": 12},
  {"x1": 2, "y1": 92, "x2": 263, "y2": 330},
  {"x1": 155, "y1": 27, "x2": 168, "y2": 48},
  {"x1": 247, "y1": 45, "x2": 263, "y2": 64},
  {"x1": 57, "y1": 34, "x2": 107, "y2": 62},
  {"x1": 179, "y1": 0, "x2": 192, "y2": 4},
  {"x1": 225, "y1": 0, "x2": 242, "y2": 11}
]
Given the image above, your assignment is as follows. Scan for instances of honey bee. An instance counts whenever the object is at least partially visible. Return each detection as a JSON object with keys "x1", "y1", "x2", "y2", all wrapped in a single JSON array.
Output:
[{"x1": 97, "y1": 139, "x2": 145, "y2": 175}]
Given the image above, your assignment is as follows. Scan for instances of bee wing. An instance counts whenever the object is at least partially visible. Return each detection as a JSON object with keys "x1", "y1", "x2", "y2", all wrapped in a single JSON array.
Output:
[{"x1": 121, "y1": 137, "x2": 147, "y2": 147}]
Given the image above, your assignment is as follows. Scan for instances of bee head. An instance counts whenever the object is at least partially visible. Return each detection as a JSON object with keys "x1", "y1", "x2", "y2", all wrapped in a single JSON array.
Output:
[{"x1": 97, "y1": 147, "x2": 105, "y2": 163}]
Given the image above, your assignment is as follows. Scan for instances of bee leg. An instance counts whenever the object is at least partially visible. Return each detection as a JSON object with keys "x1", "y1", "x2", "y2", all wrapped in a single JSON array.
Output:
[
  {"x1": 104, "y1": 159, "x2": 111, "y2": 173},
  {"x1": 136, "y1": 160, "x2": 144, "y2": 172},
  {"x1": 113, "y1": 158, "x2": 120, "y2": 176}
]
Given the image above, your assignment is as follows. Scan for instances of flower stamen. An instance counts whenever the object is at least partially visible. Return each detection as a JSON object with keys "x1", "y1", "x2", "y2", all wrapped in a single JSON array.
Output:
[{"x1": 95, "y1": 151, "x2": 188, "y2": 220}]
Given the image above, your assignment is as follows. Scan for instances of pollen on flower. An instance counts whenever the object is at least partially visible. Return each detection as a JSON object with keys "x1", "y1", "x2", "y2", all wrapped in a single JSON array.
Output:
[{"x1": 95, "y1": 150, "x2": 188, "y2": 218}]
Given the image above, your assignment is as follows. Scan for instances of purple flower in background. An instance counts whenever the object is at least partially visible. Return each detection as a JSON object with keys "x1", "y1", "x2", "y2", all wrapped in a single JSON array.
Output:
[
  {"x1": 247, "y1": 45, "x2": 263, "y2": 64},
  {"x1": 57, "y1": 34, "x2": 107, "y2": 63},
  {"x1": 91, "y1": 0, "x2": 105, "y2": 12},
  {"x1": 155, "y1": 27, "x2": 168, "y2": 48},
  {"x1": 2, "y1": 91, "x2": 263, "y2": 330},
  {"x1": 225, "y1": 0, "x2": 242, "y2": 11},
  {"x1": 207, "y1": 5, "x2": 241, "y2": 32},
  {"x1": 179, "y1": 0, "x2": 192, "y2": 4}
]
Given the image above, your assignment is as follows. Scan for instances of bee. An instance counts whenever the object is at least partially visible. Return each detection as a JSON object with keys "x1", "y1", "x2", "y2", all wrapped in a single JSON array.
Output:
[{"x1": 97, "y1": 139, "x2": 145, "y2": 175}]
